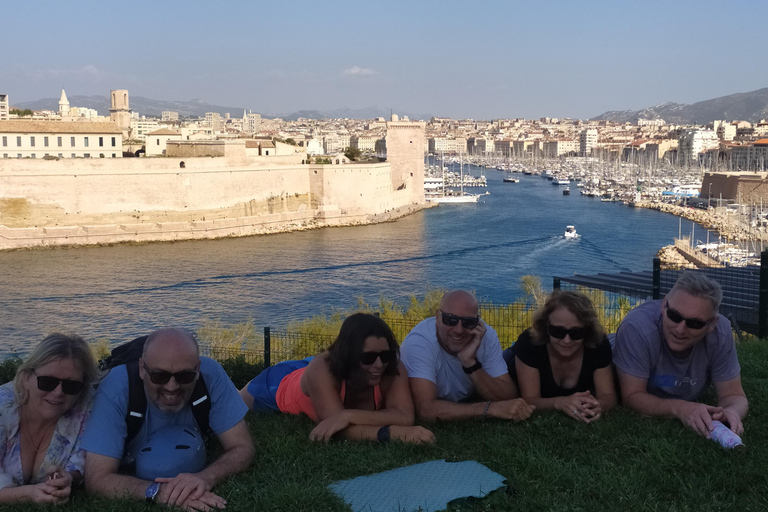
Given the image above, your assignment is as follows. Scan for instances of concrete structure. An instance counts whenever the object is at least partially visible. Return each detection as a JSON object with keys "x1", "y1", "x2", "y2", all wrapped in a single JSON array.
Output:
[
  {"x1": 579, "y1": 129, "x2": 598, "y2": 156},
  {"x1": 162, "y1": 111, "x2": 179, "y2": 122},
  {"x1": 130, "y1": 119, "x2": 160, "y2": 141},
  {"x1": 731, "y1": 139, "x2": 768, "y2": 171},
  {"x1": 703, "y1": 170, "x2": 768, "y2": 204},
  {"x1": 0, "y1": 94, "x2": 8, "y2": 120},
  {"x1": 713, "y1": 120, "x2": 737, "y2": 141},
  {"x1": 58, "y1": 90, "x2": 70, "y2": 118},
  {"x1": 205, "y1": 112, "x2": 221, "y2": 132},
  {"x1": 0, "y1": 129, "x2": 429, "y2": 250},
  {"x1": 350, "y1": 135, "x2": 377, "y2": 152},
  {"x1": 145, "y1": 128, "x2": 183, "y2": 156},
  {"x1": 0, "y1": 121, "x2": 122, "y2": 159},
  {"x1": 543, "y1": 139, "x2": 579, "y2": 157},
  {"x1": 678, "y1": 129, "x2": 719, "y2": 164},
  {"x1": 109, "y1": 90, "x2": 131, "y2": 138},
  {"x1": 243, "y1": 111, "x2": 261, "y2": 134}
]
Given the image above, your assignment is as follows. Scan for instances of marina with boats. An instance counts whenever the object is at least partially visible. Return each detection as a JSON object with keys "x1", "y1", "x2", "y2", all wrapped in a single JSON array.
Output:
[{"x1": 425, "y1": 153, "x2": 767, "y2": 267}]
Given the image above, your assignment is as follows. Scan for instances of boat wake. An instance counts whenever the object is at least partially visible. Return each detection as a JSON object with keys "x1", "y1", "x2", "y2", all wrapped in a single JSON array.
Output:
[{"x1": 17, "y1": 236, "x2": 555, "y2": 303}]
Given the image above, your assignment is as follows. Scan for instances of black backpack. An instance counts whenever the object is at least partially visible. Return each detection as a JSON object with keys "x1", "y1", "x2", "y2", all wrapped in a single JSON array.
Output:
[{"x1": 99, "y1": 336, "x2": 212, "y2": 445}]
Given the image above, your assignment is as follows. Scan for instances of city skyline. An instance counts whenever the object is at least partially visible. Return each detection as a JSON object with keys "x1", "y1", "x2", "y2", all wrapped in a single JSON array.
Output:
[{"x1": 5, "y1": 0, "x2": 768, "y2": 120}]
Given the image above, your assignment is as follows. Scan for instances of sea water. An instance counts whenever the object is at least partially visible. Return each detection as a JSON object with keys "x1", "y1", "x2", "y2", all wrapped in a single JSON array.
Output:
[{"x1": 0, "y1": 166, "x2": 705, "y2": 356}]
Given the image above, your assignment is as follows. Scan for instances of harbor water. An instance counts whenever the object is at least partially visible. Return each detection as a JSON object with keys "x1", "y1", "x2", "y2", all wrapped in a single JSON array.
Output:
[{"x1": 0, "y1": 166, "x2": 706, "y2": 357}]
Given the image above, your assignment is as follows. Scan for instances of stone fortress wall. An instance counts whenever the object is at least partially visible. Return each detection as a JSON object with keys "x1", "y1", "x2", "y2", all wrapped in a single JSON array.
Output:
[{"x1": 0, "y1": 122, "x2": 429, "y2": 250}]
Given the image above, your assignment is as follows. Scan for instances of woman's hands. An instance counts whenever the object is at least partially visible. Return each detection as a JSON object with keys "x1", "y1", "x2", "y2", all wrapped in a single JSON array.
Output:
[
  {"x1": 555, "y1": 391, "x2": 603, "y2": 423},
  {"x1": 309, "y1": 410, "x2": 352, "y2": 443}
]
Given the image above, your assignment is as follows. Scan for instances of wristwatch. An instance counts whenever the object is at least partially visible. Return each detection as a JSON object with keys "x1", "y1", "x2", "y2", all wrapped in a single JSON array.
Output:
[
  {"x1": 145, "y1": 482, "x2": 161, "y2": 504},
  {"x1": 462, "y1": 359, "x2": 483, "y2": 374},
  {"x1": 377, "y1": 425, "x2": 391, "y2": 445}
]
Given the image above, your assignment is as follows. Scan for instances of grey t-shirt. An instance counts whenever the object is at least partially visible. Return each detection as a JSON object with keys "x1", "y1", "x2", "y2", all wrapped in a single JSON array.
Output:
[
  {"x1": 613, "y1": 300, "x2": 740, "y2": 401},
  {"x1": 400, "y1": 317, "x2": 509, "y2": 403}
]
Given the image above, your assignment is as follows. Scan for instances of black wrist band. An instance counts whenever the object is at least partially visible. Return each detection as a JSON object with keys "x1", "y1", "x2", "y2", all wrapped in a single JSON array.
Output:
[
  {"x1": 463, "y1": 360, "x2": 482, "y2": 374},
  {"x1": 377, "y1": 425, "x2": 391, "y2": 445}
]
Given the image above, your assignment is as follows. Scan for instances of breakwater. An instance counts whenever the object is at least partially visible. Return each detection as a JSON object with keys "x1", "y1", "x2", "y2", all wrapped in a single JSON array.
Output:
[{"x1": 633, "y1": 200, "x2": 766, "y2": 242}]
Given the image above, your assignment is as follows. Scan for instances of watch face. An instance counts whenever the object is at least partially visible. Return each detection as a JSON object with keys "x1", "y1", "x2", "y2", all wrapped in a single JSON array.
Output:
[{"x1": 146, "y1": 482, "x2": 160, "y2": 502}]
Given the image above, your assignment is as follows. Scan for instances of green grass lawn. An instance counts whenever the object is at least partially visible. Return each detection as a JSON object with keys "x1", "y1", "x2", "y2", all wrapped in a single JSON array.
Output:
[{"x1": 6, "y1": 340, "x2": 768, "y2": 512}]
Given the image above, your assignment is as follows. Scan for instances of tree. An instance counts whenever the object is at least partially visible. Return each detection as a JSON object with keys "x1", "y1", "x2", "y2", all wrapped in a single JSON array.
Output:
[
  {"x1": 344, "y1": 146, "x2": 361, "y2": 161},
  {"x1": 10, "y1": 108, "x2": 33, "y2": 117}
]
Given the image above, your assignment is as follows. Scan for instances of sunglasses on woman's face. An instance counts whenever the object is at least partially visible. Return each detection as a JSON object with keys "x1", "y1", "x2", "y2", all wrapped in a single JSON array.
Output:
[
  {"x1": 360, "y1": 349, "x2": 397, "y2": 366},
  {"x1": 440, "y1": 310, "x2": 480, "y2": 330},
  {"x1": 664, "y1": 305, "x2": 713, "y2": 330},
  {"x1": 547, "y1": 323, "x2": 586, "y2": 340},
  {"x1": 33, "y1": 370, "x2": 84, "y2": 395}
]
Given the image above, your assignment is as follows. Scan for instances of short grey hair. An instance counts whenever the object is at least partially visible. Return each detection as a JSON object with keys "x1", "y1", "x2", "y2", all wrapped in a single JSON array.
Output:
[
  {"x1": 670, "y1": 272, "x2": 723, "y2": 313},
  {"x1": 142, "y1": 328, "x2": 199, "y2": 358}
]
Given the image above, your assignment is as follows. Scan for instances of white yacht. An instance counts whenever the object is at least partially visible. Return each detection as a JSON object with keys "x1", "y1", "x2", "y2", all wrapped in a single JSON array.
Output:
[{"x1": 564, "y1": 225, "x2": 579, "y2": 239}]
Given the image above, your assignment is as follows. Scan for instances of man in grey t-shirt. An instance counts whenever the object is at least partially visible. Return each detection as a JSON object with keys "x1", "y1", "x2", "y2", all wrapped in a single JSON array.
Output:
[
  {"x1": 613, "y1": 273, "x2": 748, "y2": 437},
  {"x1": 400, "y1": 289, "x2": 533, "y2": 422}
]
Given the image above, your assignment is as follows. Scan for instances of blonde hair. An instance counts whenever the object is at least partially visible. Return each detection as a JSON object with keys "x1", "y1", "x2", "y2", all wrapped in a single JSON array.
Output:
[{"x1": 14, "y1": 333, "x2": 98, "y2": 408}]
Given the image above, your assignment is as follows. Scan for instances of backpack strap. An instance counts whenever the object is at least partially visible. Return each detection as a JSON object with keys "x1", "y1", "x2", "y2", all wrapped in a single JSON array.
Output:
[
  {"x1": 190, "y1": 374, "x2": 212, "y2": 439},
  {"x1": 125, "y1": 360, "x2": 148, "y2": 447},
  {"x1": 124, "y1": 359, "x2": 212, "y2": 446}
]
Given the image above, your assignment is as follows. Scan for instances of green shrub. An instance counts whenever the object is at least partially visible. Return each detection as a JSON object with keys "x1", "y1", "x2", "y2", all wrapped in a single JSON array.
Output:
[{"x1": 0, "y1": 357, "x2": 22, "y2": 385}]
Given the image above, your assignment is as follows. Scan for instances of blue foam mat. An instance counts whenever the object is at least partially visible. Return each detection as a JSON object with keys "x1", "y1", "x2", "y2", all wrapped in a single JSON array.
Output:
[{"x1": 328, "y1": 459, "x2": 507, "y2": 512}]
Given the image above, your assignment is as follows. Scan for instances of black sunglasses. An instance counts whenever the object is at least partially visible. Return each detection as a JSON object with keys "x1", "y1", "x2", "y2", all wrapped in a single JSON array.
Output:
[
  {"x1": 142, "y1": 362, "x2": 198, "y2": 385},
  {"x1": 547, "y1": 323, "x2": 586, "y2": 340},
  {"x1": 440, "y1": 310, "x2": 480, "y2": 330},
  {"x1": 360, "y1": 350, "x2": 397, "y2": 366},
  {"x1": 665, "y1": 306, "x2": 713, "y2": 330},
  {"x1": 33, "y1": 370, "x2": 84, "y2": 395}
]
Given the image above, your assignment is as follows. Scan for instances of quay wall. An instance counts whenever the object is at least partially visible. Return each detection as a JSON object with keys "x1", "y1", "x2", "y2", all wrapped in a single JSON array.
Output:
[
  {"x1": 0, "y1": 157, "x2": 429, "y2": 251},
  {"x1": 703, "y1": 171, "x2": 768, "y2": 204}
]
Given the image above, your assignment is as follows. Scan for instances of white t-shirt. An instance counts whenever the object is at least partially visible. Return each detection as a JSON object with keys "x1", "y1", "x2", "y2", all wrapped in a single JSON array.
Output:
[{"x1": 400, "y1": 317, "x2": 508, "y2": 403}]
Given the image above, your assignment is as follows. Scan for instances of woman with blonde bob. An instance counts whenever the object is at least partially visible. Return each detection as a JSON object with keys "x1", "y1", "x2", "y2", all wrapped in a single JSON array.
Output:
[
  {"x1": 0, "y1": 333, "x2": 98, "y2": 504},
  {"x1": 503, "y1": 291, "x2": 616, "y2": 422}
]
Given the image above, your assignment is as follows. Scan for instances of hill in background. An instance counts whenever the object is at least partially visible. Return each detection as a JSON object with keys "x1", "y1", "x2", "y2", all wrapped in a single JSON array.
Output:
[
  {"x1": 592, "y1": 87, "x2": 768, "y2": 124},
  {"x1": 12, "y1": 96, "x2": 423, "y2": 121}
]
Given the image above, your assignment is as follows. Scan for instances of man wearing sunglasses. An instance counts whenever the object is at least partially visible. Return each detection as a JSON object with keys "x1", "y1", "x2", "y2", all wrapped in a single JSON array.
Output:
[
  {"x1": 81, "y1": 328, "x2": 254, "y2": 511},
  {"x1": 613, "y1": 273, "x2": 748, "y2": 439},
  {"x1": 401, "y1": 290, "x2": 534, "y2": 422}
]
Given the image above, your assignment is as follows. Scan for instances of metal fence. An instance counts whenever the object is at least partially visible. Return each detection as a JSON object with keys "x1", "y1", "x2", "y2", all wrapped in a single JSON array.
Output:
[
  {"x1": 197, "y1": 251, "x2": 768, "y2": 368},
  {"x1": 556, "y1": 251, "x2": 767, "y2": 338}
]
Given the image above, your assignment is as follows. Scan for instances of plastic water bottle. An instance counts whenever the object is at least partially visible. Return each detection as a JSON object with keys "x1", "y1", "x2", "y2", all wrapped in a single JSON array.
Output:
[{"x1": 709, "y1": 420, "x2": 745, "y2": 450}]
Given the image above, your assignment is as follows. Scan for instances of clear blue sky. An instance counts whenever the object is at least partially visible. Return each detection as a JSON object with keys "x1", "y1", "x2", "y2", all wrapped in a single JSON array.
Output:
[{"x1": 4, "y1": 0, "x2": 767, "y2": 119}]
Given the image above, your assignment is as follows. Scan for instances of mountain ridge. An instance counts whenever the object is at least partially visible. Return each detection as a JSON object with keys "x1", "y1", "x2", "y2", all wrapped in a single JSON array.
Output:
[
  {"x1": 12, "y1": 96, "x2": 426, "y2": 121},
  {"x1": 592, "y1": 87, "x2": 768, "y2": 124}
]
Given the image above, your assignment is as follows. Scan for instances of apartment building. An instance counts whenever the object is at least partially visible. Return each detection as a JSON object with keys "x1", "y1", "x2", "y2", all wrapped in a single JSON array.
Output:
[
  {"x1": 205, "y1": 112, "x2": 221, "y2": 132},
  {"x1": 731, "y1": 139, "x2": 768, "y2": 171},
  {"x1": 162, "y1": 111, "x2": 179, "y2": 121},
  {"x1": 0, "y1": 120, "x2": 123, "y2": 158},
  {"x1": 678, "y1": 129, "x2": 719, "y2": 164},
  {"x1": 579, "y1": 129, "x2": 598, "y2": 156},
  {"x1": 129, "y1": 119, "x2": 160, "y2": 140},
  {"x1": 350, "y1": 135, "x2": 377, "y2": 152},
  {"x1": 0, "y1": 94, "x2": 8, "y2": 120},
  {"x1": 543, "y1": 139, "x2": 579, "y2": 157}
]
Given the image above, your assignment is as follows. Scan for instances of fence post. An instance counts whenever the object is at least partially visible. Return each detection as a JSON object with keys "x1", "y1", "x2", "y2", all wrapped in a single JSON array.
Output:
[
  {"x1": 553, "y1": 277, "x2": 561, "y2": 290},
  {"x1": 760, "y1": 250, "x2": 768, "y2": 339},
  {"x1": 263, "y1": 327, "x2": 271, "y2": 368},
  {"x1": 652, "y1": 257, "x2": 661, "y2": 300}
]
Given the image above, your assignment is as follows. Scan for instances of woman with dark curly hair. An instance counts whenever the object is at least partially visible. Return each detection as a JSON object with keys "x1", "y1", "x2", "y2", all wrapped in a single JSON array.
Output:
[
  {"x1": 502, "y1": 291, "x2": 616, "y2": 422},
  {"x1": 240, "y1": 313, "x2": 435, "y2": 444}
]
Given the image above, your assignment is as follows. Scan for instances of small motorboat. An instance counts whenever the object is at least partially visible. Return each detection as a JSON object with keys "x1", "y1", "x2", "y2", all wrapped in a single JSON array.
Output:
[
  {"x1": 562, "y1": 187, "x2": 570, "y2": 195},
  {"x1": 564, "y1": 225, "x2": 580, "y2": 239}
]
